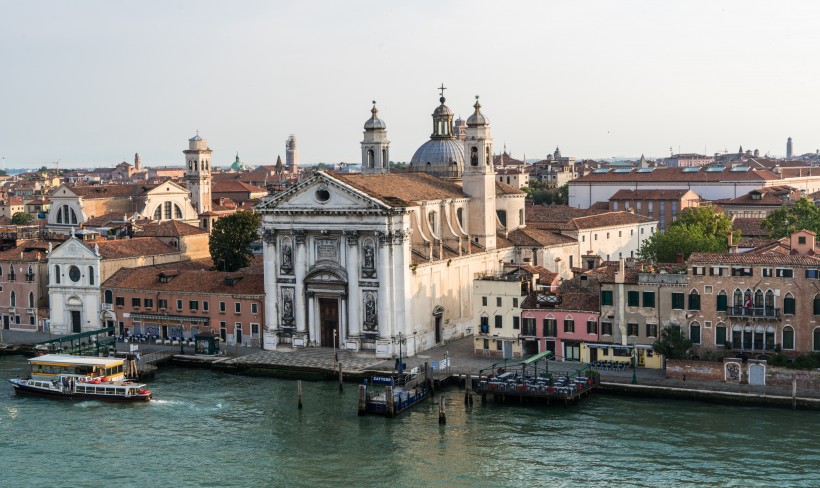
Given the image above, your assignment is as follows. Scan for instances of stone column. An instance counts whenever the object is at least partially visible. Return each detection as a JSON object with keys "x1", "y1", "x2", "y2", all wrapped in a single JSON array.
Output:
[
  {"x1": 392, "y1": 228, "x2": 411, "y2": 349},
  {"x1": 262, "y1": 227, "x2": 278, "y2": 349},
  {"x1": 339, "y1": 293, "x2": 347, "y2": 345},
  {"x1": 377, "y1": 230, "x2": 392, "y2": 340},
  {"x1": 306, "y1": 291, "x2": 315, "y2": 345},
  {"x1": 294, "y1": 229, "x2": 307, "y2": 334},
  {"x1": 345, "y1": 230, "x2": 360, "y2": 339}
]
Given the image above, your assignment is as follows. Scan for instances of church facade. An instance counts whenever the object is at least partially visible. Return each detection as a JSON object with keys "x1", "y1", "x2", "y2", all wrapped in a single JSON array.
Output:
[{"x1": 258, "y1": 94, "x2": 527, "y2": 358}]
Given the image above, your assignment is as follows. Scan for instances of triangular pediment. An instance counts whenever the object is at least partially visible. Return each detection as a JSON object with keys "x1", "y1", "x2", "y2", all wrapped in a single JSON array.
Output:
[
  {"x1": 49, "y1": 237, "x2": 98, "y2": 260},
  {"x1": 145, "y1": 180, "x2": 189, "y2": 196},
  {"x1": 50, "y1": 184, "x2": 79, "y2": 200},
  {"x1": 255, "y1": 173, "x2": 390, "y2": 213}
]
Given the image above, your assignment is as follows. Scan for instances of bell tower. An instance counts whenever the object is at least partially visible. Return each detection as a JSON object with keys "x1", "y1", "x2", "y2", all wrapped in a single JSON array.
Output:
[
  {"x1": 361, "y1": 101, "x2": 390, "y2": 174},
  {"x1": 462, "y1": 96, "x2": 496, "y2": 250},
  {"x1": 183, "y1": 131, "x2": 212, "y2": 216}
]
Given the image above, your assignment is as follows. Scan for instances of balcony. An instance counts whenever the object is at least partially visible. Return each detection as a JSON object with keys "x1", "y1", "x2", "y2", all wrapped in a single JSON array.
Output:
[
  {"x1": 638, "y1": 272, "x2": 688, "y2": 285},
  {"x1": 727, "y1": 306, "x2": 780, "y2": 319}
]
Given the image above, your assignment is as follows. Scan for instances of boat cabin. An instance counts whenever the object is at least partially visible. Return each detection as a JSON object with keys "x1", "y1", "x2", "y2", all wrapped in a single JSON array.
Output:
[{"x1": 29, "y1": 354, "x2": 126, "y2": 381}]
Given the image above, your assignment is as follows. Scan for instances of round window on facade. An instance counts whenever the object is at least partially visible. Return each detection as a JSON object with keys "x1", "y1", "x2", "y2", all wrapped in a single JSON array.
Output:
[
  {"x1": 315, "y1": 189, "x2": 330, "y2": 202},
  {"x1": 69, "y1": 265, "x2": 81, "y2": 283}
]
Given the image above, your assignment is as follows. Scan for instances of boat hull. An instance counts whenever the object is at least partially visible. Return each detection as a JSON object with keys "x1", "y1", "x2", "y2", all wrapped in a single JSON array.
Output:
[{"x1": 10, "y1": 382, "x2": 152, "y2": 402}]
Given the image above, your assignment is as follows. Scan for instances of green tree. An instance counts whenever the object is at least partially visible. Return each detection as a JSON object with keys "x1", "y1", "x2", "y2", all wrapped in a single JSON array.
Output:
[
  {"x1": 638, "y1": 206, "x2": 738, "y2": 262},
  {"x1": 557, "y1": 184, "x2": 569, "y2": 205},
  {"x1": 209, "y1": 211, "x2": 261, "y2": 272},
  {"x1": 315, "y1": 163, "x2": 328, "y2": 171},
  {"x1": 11, "y1": 212, "x2": 34, "y2": 225},
  {"x1": 652, "y1": 324, "x2": 693, "y2": 360},
  {"x1": 761, "y1": 197, "x2": 820, "y2": 238}
]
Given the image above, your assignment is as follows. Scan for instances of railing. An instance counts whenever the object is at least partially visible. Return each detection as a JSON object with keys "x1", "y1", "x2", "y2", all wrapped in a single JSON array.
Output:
[
  {"x1": 727, "y1": 306, "x2": 780, "y2": 319},
  {"x1": 638, "y1": 272, "x2": 688, "y2": 284}
]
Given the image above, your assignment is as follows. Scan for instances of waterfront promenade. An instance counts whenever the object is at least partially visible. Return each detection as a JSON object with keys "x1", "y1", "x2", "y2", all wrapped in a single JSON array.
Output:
[{"x1": 3, "y1": 330, "x2": 819, "y2": 405}]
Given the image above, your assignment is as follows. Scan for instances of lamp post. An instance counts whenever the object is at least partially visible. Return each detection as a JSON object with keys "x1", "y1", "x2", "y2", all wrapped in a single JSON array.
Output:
[
  {"x1": 631, "y1": 344, "x2": 638, "y2": 384},
  {"x1": 393, "y1": 332, "x2": 406, "y2": 375}
]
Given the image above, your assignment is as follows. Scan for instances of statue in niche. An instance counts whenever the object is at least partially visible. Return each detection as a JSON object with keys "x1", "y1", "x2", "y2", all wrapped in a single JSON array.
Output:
[
  {"x1": 282, "y1": 290, "x2": 295, "y2": 327},
  {"x1": 281, "y1": 244, "x2": 293, "y2": 272},
  {"x1": 362, "y1": 242, "x2": 376, "y2": 278},
  {"x1": 363, "y1": 293, "x2": 377, "y2": 331}
]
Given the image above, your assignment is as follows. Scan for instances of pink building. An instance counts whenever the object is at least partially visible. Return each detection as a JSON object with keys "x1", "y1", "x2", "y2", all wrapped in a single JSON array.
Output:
[
  {"x1": 520, "y1": 291, "x2": 600, "y2": 361},
  {"x1": 102, "y1": 266, "x2": 265, "y2": 347}
]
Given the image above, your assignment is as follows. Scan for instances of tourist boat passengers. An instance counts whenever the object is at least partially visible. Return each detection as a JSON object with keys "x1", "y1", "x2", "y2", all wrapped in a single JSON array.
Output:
[{"x1": 8, "y1": 354, "x2": 152, "y2": 402}]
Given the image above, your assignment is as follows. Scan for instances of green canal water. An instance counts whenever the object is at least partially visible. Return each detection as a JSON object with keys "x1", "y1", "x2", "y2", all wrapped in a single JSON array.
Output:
[{"x1": 1, "y1": 355, "x2": 818, "y2": 488}]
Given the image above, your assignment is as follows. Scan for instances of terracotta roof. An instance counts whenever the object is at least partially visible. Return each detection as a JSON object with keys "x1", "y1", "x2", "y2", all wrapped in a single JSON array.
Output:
[
  {"x1": 525, "y1": 204, "x2": 608, "y2": 224},
  {"x1": 583, "y1": 261, "x2": 641, "y2": 284},
  {"x1": 136, "y1": 220, "x2": 207, "y2": 237},
  {"x1": 565, "y1": 211, "x2": 656, "y2": 230},
  {"x1": 94, "y1": 238, "x2": 179, "y2": 259},
  {"x1": 521, "y1": 291, "x2": 600, "y2": 312},
  {"x1": 778, "y1": 167, "x2": 820, "y2": 178},
  {"x1": 609, "y1": 189, "x2": 696, "y2": 201},
  {"x1": 573, "y1": 166, "x2": 779, "y2": 183},
  {"x1": 103, "y1": 267, "x2": 264, "y2": 295},
  {"x1": 58, "y1": 184, "x2": 155, "y2": 199},
  {"x1": 494, "y1": 180, "x2": 526, "y2": 196},
  {"x1": 212, "y1": 180, "x2": 267, "y2": 194},
  {"x1": 715, "y1": 190, "x2": 797, "y2": 206},
  {"x1": 737, "y1": 237, "x2": 779, "y2": 249},
  {"x1": 0, "y1": 240, "x2": 50, "y2": 262},
  {"x1": 332, "y1": 172, "x2": 465, "y2": 206},
  {"x1": 504, "y1": 228, "x2": 577, "y2": 247},
  {"x1": 732, "y1": 218, "x2": 768, "y2": 237},
  {"x1": 84, "y1": 211, "x2": 138, "y2": 227},
  {"x1": 688, "y1": 252, "x2": 820, "y2": 266}
]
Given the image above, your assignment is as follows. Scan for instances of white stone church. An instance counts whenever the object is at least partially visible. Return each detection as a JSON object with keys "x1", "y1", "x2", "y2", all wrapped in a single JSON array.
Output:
[{"x1": 258, "y1": 93, "x2": 533, "y2": 358}]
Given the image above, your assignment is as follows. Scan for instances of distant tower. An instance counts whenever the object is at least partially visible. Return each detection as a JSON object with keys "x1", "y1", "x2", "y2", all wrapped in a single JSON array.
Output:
[
  {"x1": 453, "y1": 117, "x2": 467, "y2": 141},
  {"x1": 462, "y1": 96, "x2": 496, "y2": 251},
  {"x1": 285, "y1": 135, "x2": 299, "y2": 174},
  {"x1": 134, "y1": 153, "x2": 141, "y2": 171},
  {"x1": 360, "y1": 101, "x2": 390, "y2": 174},
  {"x1": 183, "y1": 132, "x2": 212, "y2": 216},
  {"x1": 787, "y1": 137, "x2": 793, "y2": 160}
]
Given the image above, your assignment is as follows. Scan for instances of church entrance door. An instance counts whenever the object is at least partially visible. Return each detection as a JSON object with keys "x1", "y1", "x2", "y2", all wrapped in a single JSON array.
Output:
[
  {"x1": 319, "y1": 298, "x2": 339, "y2": 347},
  {"x1": 70, "y1": 310, "x2": 82, "y2": 334}
]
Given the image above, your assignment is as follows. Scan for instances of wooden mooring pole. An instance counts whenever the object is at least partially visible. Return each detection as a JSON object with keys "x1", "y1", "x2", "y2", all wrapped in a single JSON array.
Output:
[
  {"x1": 464, "y1": 374, "x2": 473, "y2": 406},
  {"x1": 386, "y1": 386, "x2": 394, "y2": 417},
  {"x1": 338, "y1": 362, "x2": 344, "y2": 392},
  {"x1": 297, "y1": 380, "x2": 303, "y2": 410},
  {"x1": 792, "y1": 379, "x2": 797, "y2": 410},
  {"x1": 438, "y1": 396, "x2": 446, "y2": 425},
  {"x1": 358, "y1": 384, "x2": 367, "y2": 416}
]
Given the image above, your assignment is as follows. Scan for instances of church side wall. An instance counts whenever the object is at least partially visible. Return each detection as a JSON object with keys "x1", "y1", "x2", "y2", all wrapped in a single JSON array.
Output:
[{"x1": 409, "y1": 247, "x2": 515, "y2": 353}]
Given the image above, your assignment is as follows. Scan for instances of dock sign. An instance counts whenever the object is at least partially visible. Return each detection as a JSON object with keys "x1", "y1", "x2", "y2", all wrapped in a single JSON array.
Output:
[{"x1": 372, "y1": 376, "x2": 394, "y2": 385}]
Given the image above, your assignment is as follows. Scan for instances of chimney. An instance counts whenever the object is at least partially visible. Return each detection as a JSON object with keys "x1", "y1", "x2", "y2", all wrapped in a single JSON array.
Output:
[
  {"x1": 615, "y1": 258, "x2": 625, "y2": 284},
  {"x1": 676, "y1": 253, "x2": 684, "y2": 264}
]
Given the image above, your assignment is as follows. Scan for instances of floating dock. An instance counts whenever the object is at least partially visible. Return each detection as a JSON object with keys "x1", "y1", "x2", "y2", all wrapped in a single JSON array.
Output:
[
  {"x1": 359, "y1": 366, "x2": 432, "y2": 417},
  {"x1": 474, "y1": 351, "x2": 599, "y2": 406}
]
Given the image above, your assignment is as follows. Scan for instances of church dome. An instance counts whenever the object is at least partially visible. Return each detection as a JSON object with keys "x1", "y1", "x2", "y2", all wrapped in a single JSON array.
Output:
[
  {"x1": 410, "y1": 139, "x2": 464, "y2": 175},
  {"x1": 364, "y1": 103, "x2": 387, "y2": 130},
  {"x1": 466, "y1": 99, "x2": 489, "y2": 127}
]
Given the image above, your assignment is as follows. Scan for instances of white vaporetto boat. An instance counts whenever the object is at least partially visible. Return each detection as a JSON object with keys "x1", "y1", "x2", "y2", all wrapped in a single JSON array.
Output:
[{"x1": 9, "y1": 354, "x2": 152, "y2": 402}]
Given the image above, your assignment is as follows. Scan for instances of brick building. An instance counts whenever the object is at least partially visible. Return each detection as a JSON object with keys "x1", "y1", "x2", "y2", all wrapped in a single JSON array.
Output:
[
  {"x1": 608, "y1": 189, "x2": 701, "y2": 230},
  {"x1": 687, "y1": 230, "x2": 820, "y2": 355},
  {"x1": 102, "y1": 266, "x2": 264, "y2": 346},
  {"x1": 0, "y1": 240, "x2": 50, "y2": 332}
]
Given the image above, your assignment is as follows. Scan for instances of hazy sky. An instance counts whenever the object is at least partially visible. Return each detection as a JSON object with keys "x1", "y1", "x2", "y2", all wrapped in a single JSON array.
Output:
[{"x1": 1, "y1": 1, "x2": 818, "y2": 169}]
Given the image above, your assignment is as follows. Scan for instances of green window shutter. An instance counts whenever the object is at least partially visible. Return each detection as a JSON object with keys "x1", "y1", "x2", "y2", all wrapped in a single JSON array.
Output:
[
  {"x1": 784, "y1": 297, "x2": 795, "y2": 315},
  {"x1": 643, "y1": 291, "x2": 655, "y2": 308},
  {"x1": 672, "y1": 293, "x2": 684, "y2": 310},
  {"x1": 601, "y1": 290, "x2": 613, "y2": 306},
  {"x1": 627, "y1": 291, "x2": 639, "y2": 307},
  {"x1": 716, "y1": 294, "x2": 727, "y2": 312},
  {"x1": 716, "y1": 326, "x2": 726, "y2": 345},
  {"x1": 689, "y1": 294, "x2": 701, "y2": 311}
]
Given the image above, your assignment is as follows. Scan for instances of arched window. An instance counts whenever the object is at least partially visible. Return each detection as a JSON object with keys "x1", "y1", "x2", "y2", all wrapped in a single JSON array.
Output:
[
  {"x1": 814, "y1": 327, "x2": 820, "y2": 352},
  {"x1": 382, "y1": 149, "x2": 387, "y2": 168},
  {"x1": 55, "y1": 265, "x2": 61, "y2": 284},
  {"x1": 88, "y1": 266, "x2": 94, "y2": 285},
  {"x1": 367, "y1": 149, "x2": 374, "y2": 168},
  {"x1": 688, "y1": 289, "x2": 701, "y2": 311},
  {"x1": 57, "y1": 207, "x2": 63, "y2": 223},
  {"x1": 782, "y1": 325, "x2": 795, "y2": 350},
  {"x1": 765, "y1": 290, "x2": 775, "y2": 316},
  {"x1": 427, "y1": 211, "x2": 437, "y2": 235},
  {"x1": 586, "y1": 317, "x2": 598, "y2": 335},
  {"x1": 497, "y1": 210, "x2": 507, "y2": 227},
  {"x1": 813, "y1": 294, "x2": 820, "y2": 315},
  {"x1": 104, "y1": 290, "x2": 113, "y2": 304},
  {"x1": 689, "y1": 321, "x2": 701, "y2": 344},
  {"x1": 733, "y1": 288, "x2": 743, "y2": 307},
  {"x1": 754, "y1": 289, "x2": 764, "y2": 309},
  {"x1": 783, "y1": 293, "x2": 796, "y2": 315},
  {"x1": 154, "y1": 206, "x2": 162, "y2": 220},
  {"x1": 519, "y1": 208, "x2": 524, "y2": 226},
  {"x1": 470, "y1": 146, "x2": 478, "y2": 166},
  {"x1": 174, "y1": 204, "x2": 183, "y2": 219},
  {"x1": 716, "y1": 290, "x2": 728, "y2": 312},
  {"x1": 164, "y1": 201, "x2": 172, "y2": 220},
  {"x1": 715, "y1": 322, "x2": 727, "y2": 346},
  {"x1": 8, "y1": 265, "x2": 14, "y2": 281},
  {"x1": 10, "y1": 291, "x2": 16, "y2": 307},
  {"x1": 28, "y1": 292, "x2": 33, "y2": 308}
]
